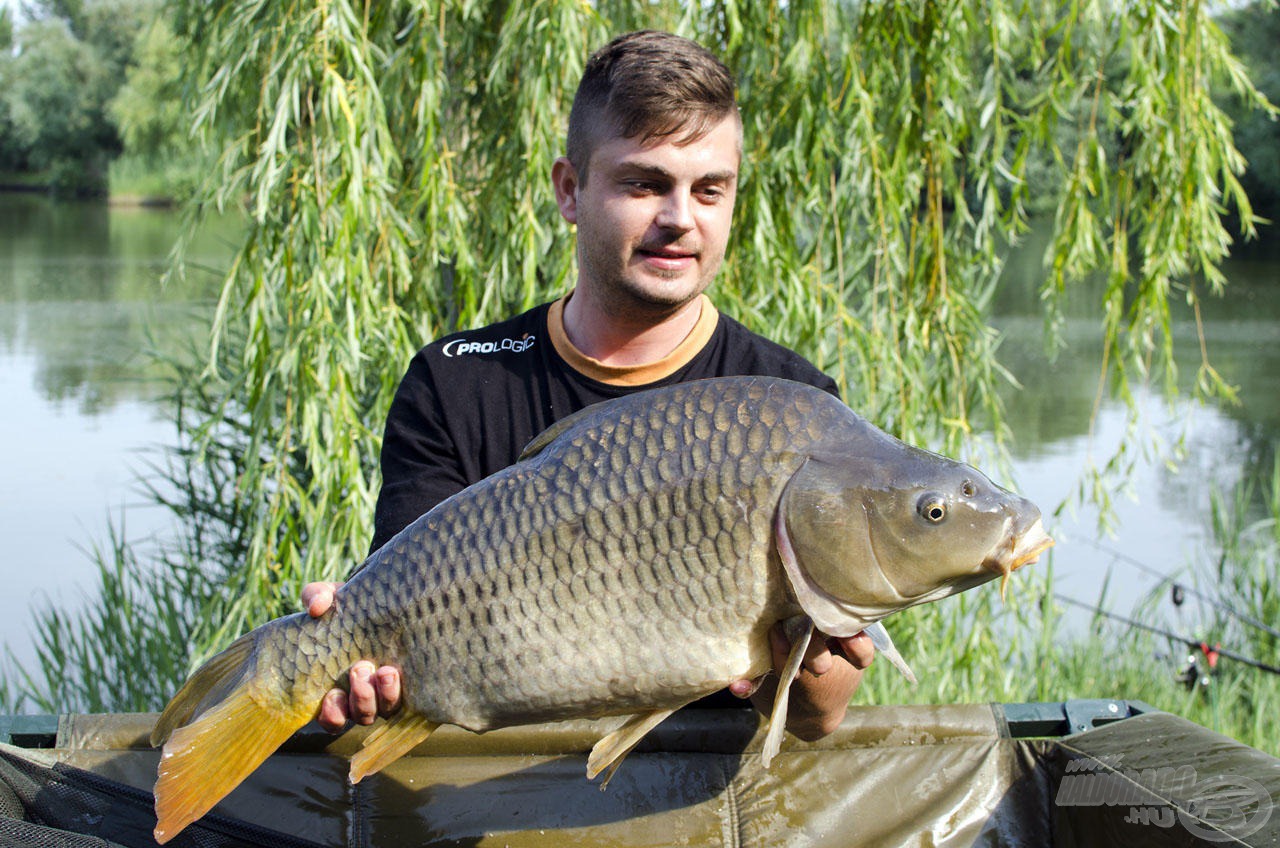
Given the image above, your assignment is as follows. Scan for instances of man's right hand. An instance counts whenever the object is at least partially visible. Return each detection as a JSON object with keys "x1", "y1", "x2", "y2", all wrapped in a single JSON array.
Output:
[{"x1": 301, "y1": 581, "x2": 403, "y2": 733}]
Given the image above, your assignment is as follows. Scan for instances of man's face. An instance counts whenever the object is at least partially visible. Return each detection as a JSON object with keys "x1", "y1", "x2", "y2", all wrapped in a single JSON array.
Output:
[{"x1": 553, "y1": 115, "x2": 740, "y2": 316}]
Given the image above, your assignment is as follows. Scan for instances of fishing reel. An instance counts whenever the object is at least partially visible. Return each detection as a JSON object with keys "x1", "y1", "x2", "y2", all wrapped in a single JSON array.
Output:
[{"x1": 1174, "y1": 642, "x2": 1220, "y2": 692}]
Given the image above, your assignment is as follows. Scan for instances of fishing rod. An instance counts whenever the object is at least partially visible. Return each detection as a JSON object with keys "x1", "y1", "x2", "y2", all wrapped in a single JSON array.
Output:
[
  {"x1": 1055, "y1": 594, "x2": 1280, "y2": 676},
  {"x1": 1080, "y1": 537, "x2": 1280, "y2": 642}
]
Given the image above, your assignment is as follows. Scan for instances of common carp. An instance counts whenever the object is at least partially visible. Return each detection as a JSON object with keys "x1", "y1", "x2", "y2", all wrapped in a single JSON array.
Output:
[{"x1": 150, "y1": 376, "x2": 1052, "y2": 841}]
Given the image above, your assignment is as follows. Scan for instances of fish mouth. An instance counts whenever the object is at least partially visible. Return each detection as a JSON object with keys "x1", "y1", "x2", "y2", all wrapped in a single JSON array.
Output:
[{"x1": 983, "y1": 517, "x2": 1054, "y2": 600}]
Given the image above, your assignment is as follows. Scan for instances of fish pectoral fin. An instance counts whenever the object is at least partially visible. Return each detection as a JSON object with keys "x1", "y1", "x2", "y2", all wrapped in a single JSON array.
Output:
[
  {"x1": 587, "y1": 708, "x2": 678, "y2": 788},
  {"x1": 862, "y1": 621, "x2": 917, "y2": 684},
  {"x1": 349, "y1": 712, "x2": 440, "y2": 784},
  {"x1": 761, "y1": 615, "x2": 815, "y2": 768}
]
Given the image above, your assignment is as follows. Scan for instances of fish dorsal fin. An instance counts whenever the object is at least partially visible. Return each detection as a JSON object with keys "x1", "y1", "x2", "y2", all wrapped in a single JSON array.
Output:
[
  {"x1": 587, "y1": 707, "x2": 679, "y2": 787},
  {"x1": 349, "y1": 712, "x2": 440, "y2": 783},
  {"x1": 517, "y1": 404, "x2": 602, "y2": 461},
  {"x1": 761, "y1": 615, "x2": 814, "y2": 767}
]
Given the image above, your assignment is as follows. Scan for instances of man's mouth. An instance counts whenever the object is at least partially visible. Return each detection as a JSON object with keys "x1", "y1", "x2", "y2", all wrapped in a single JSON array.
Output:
[{"x1": 636, "y1": 246, "x2": 698, "y2": 271}]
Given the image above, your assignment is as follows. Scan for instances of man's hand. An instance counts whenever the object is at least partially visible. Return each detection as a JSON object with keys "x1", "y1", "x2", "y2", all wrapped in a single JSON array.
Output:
[
  {"x1": 735, "y1": 623, "x2": 874, "y2": 741},
  {"x1": 301, "y1": 581, "x2": 402, "y2": 733}
]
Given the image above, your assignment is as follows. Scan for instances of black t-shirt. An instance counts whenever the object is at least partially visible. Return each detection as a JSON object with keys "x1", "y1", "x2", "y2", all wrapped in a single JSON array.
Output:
[{"x1": 370, "y1": 298, "x2": 839, "y2": 554}]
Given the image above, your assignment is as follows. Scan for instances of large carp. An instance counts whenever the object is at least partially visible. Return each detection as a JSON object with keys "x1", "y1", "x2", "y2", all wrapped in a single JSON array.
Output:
[{"x1": 151, "y1": 376, "x2": 1051, "y2": 841}]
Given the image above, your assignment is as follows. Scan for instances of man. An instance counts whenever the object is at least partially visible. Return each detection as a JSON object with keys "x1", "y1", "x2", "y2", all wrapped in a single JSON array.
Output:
[{"x1": 303, "y1": 30, "x2": 873, "y2": 742}]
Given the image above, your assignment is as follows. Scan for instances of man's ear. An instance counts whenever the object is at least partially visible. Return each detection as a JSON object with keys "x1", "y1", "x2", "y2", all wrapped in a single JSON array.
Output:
[{"x1": 552, "y1": 156, "x2": 579, "y2": 224}]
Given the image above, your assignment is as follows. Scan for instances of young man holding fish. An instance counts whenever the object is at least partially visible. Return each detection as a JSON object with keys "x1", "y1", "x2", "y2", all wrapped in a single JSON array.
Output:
[{"x1": 303, "y1": 30, "x2": 873, "y2": 742}]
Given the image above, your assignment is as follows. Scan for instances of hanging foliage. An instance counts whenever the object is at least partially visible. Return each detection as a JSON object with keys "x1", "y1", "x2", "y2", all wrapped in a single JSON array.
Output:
[{"x1": 159, "y1": 0, "x2": 1268, "y2": 656}]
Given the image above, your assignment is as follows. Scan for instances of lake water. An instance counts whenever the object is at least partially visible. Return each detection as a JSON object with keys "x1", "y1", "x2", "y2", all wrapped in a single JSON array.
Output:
[
  {"x1": 995, "y1": 232, "x2": 1280, "y2": 644},
  {"x1": 0, "y1": 194, "x2": 233, "y2": 672},
  {"x1": 1, "y1": 193, "x2": 1277, "y2": 677}
]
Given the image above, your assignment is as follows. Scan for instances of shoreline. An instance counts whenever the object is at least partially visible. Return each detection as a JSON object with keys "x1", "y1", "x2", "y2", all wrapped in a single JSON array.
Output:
[{"x1": 0, "y1": 185, "x2": 177, "y2": 207}]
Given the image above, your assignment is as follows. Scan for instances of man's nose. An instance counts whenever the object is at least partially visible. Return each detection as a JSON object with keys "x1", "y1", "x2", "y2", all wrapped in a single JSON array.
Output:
[{"x1": 655, "y1": 191, "x2": 695, "y2": 232}]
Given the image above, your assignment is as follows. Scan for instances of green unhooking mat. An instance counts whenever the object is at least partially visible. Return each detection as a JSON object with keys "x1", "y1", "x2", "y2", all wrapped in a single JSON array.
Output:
[{"x1": 1, "y1": 703, "x2": 1277, "y2": 847}]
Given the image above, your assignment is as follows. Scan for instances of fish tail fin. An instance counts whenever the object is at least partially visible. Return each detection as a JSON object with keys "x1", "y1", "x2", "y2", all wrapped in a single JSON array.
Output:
[
  {"x1": 151, "y1": 622, "x2": 322, "y2": 844},
  {"x1": 349, "y1": 712, "x2": 439, "y2": 783}
]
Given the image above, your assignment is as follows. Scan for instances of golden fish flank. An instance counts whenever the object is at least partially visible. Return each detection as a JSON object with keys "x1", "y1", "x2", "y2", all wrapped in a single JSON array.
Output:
[{"x1": 149, "y1": 376, "x2": 1052, "y2": 842}]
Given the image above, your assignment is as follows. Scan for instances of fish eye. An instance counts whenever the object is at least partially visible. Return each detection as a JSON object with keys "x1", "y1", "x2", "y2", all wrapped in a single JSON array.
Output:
[
  {"x1": 917, "y1": 494, "x2": 948, "y2": 524},
  {"x1": 961, "y1": 480, "x2": 976, "y2": 497}
]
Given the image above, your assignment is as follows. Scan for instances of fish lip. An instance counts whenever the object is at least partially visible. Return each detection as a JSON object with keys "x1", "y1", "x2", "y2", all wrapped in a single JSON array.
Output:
[
  {"x1": 982, "y1": 517, "x2": 1053, "y2": 600},
  {"x1": 983, "y1": 517, "x2": 1053, "y2": 574}
]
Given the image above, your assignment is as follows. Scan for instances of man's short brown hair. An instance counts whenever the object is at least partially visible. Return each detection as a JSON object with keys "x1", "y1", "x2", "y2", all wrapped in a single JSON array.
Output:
[{"x1": 566, "y1": 31, "x2": 740, "y2": 182}]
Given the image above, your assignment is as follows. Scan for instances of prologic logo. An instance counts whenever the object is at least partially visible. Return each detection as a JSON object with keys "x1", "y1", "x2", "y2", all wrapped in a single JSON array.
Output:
[{"x1": 442, "y1": 334, "x2": 536, "y2": 358}]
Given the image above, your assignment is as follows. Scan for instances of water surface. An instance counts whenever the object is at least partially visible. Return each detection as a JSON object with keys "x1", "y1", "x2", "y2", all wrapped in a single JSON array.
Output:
[
  {"x1": 0, "y1": 194, "x2": 231, "y2": 672},
  {"x1": 996, "y1": 231, "x2": 1280, "y2": 636}
]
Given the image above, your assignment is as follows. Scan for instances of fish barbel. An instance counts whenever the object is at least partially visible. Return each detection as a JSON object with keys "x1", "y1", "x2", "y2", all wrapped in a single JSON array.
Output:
[{"x1": 150, "y1": 376, "x2": 1052, "y2": 841}]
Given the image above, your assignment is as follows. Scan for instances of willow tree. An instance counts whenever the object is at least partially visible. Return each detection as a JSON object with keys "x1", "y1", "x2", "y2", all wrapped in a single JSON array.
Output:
[{"x1": 6, "y1": 0, "x2": 1249, "y2": 708}]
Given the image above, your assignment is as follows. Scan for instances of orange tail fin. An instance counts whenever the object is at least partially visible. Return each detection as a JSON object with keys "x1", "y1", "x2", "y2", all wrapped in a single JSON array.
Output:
[
  {"x1": 153, "y1": 687, "x2": 313, "y2": 842},
  {"x1": 151, "y1": 623, "x2": 322, "y2": 843}
]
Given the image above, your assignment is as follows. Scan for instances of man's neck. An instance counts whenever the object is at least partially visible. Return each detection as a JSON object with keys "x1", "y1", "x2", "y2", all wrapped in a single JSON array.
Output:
[{"x1": 560, "y1": 287, "x2": 705, "y2": 368}]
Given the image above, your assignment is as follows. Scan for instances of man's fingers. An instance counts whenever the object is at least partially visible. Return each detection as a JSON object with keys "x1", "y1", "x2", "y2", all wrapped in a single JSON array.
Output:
[
  {"x1": 838, "y1": 632, "x2": 875, "y2": 669},
  {"x1": 374, "y1": 666, "x2": 402, "y2": 716},
  {"x1": 801, "y1": 631, "x2": 833, "y2": 676},
  {"x1": 318, "y1": 688, "x2": 349, "y2": 734},
  {"x1": 729, "y1": 677, "x2": 763, "y2": 698},
  {"x1": 302, "y1": 581, "x2": 342, "y2": 618},
  {"x1": 316, "y1": 660, "x2": 396, "y2": 733},
  {"x1": 767, "y1": 621, "x2": 835, "y2": 677},
  {"x1": 349, "y1": 661, "x2": 378, "y2": 725}
]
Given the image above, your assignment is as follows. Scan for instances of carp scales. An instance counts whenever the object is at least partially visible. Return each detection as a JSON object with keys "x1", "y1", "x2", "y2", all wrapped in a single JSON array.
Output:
[{"x1": 150, "y1": 376, "x2": 1052, "y2": 842}]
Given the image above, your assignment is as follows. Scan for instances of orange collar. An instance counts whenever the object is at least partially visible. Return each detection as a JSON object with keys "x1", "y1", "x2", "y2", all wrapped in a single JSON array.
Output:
[{"x1": 547, "y1": 293, "x2": 720, "y2": 387}]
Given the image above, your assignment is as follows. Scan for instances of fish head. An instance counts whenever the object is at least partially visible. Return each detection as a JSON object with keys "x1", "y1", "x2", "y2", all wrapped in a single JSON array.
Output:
[{"x1": 778, "y1": 439, "x2": 1052, "y2": 636}]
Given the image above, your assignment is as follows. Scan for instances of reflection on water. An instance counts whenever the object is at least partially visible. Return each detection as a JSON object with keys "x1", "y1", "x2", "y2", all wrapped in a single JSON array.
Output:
[
  {"x1": 996, "y1": 231, "x2": 1280, "y2": 630},
  {"x1": 0, "y1": 194, "x2": 233, "y2": 671}
]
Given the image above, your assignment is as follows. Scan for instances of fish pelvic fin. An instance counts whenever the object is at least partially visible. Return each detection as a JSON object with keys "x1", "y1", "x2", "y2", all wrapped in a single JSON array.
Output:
[
  {"x1": 761, "y1": 616, "x2": 814, "y2": 767},
  {"x1": 349, "y1": 712, "x2": 440, "y2": 784},
  {"x1": 862, "y1": 621, "x2": 917, "y2": 685},
  {"x1": 587, "y1": 708, "x2": 678, "y2": 788},
  {"x1": 152, "y1": 675, "x2": 314, "y2": 843}
]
